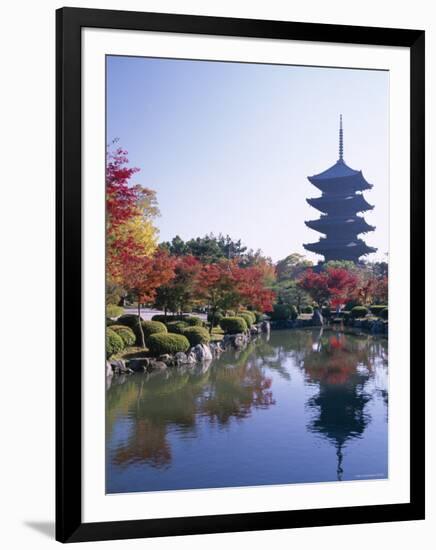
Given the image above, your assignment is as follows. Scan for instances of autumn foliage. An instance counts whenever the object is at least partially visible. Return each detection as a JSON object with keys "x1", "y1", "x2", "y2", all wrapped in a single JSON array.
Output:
[
  {"x1": 297, "y1": 267, "x2": 358, "y2": 308},
  {"x1": 106, "y1": 145, "x2": 276, "y2": 346}
]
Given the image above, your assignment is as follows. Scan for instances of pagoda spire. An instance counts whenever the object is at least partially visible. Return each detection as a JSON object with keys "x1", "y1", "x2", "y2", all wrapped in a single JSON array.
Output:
[{"x1": 339, "y1": 114, "x2": 344, "y2": 161}]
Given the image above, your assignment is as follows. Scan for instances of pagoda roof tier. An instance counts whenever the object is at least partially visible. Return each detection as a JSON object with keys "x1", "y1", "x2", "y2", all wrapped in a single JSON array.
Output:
[
  {"x1": 307, "y1": 193, "x2": 373, "y2": 214},
  {"x1": 309, "y1": 159, "x2": 360, "y2": 181},
  {"x1": 305, "y1": 215, "x2": 375, "y2": 235},
  {"x1": 308, "y1": 168, "x2": 372, "y2": 193},
  {"x1": 303, "y1": 238, "x2": 377, "y2": 259}
]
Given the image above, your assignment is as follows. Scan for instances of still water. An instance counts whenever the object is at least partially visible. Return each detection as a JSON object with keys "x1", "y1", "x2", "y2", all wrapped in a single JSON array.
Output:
[{"x1": 106, "y1": 329, "x2": 388, "y2": 493}]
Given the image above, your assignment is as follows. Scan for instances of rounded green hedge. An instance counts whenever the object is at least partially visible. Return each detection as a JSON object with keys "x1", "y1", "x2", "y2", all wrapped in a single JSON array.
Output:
[
  {"x1": 344, "y1": 300, "x2": 361, "y2": 311},
  {"x1": 166, "y1": 320, "x2": 188, "y2": 334},
  {"x1": 151, "y1": 314, "x2": 173, "y2": 323},
  {"x1": 254, "y1": 311, "x2": 264, "y2": 323},
  {"x1": 117, "y1": 314, "x2": 140, "y2": 329},
  {"x1": 182, "y1": 316, "x2": 204, "y2": 327},
  {"x1": 141, "y1": 320, "x2": 167, "y2": 339},
  {"x1": 369, "y1": 305, "x2": 388, "y2": 316},
  {"x1": 146, "y1": 333, "x2": 190, "y2": 356},
  {"x1": 182, "y1": 326, "x2": 210, "y2": 346},
  {"x1": 237, "y1": 312, "x2": 254, "y2": 328},
  {"x1": 220, "y1": 316, "x2": 248, "y2": 334},
  {"x1": 350, "y1": 306, "x2": 369, "y2": 319},
  {"x1": 380, "y1": 307, "x2": 388, "y2": 320},
  {"x1": 302, "y1": 305, "x2": 314, "y2": 314},
  {"x1": 270, "y1": 304, "x2": 294, "y2": 321},
  {"x1": 207, "y1": 310, "x2": 224, "y2": 326},
  {"x1": 106, "y1": 304, "x2": 124, "y2": 319},
  {"x1": 241, "y1": 310, "x2": 256, "y2": 324},
  {"x1": 106, "y1": 328, "x2": 124, "y2": 358},
  {"x1": 117, "y1": 315, "x2": 167, "y2": 345},
  {"x1": 110, "y1": 325, "x2": 136, "y2": 346}
]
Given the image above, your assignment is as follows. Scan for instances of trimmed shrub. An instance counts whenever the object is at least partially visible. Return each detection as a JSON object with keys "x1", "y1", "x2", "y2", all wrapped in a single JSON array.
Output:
[
  {"x1": 220, "y1": 316, "x2": 248, "y2": 334},
  {"x1": 241, "y1": 310, "x2": 256, "y2": 324},
  {"x1": 151, "y1": 314, "x2": 172, "y2": 323},
  {"x1": 117, "y1": 314, "x2": 140, "y2": 329},
  {"x1": 146, "y1": 333, "x2": 190, "y2": 356},
  {"x1": 141, "y1": 320, "x2": 167, "y2": 339},
  {"x1": 270, "y1": 304, "x2": 292, "y2": 321},
  {"x1": 106, "y1": 328, "x2": 124, "y2": 358},
  {"x1": 344, "y1": 300, "x2": 361, "y2": 311},
  {"x1": 350, "y1": 306, "x2": 369, "y2": 319},
  {"x1": 302, "y1": 305, "x2": 313, "y2": 314},
  {"x1": 238, "y1": 312, "x2": 254, "y2": 328},
  {"x1": 380, "y1": 307, "x2": 388, "y2": 320},
  {"x1": 254, "y1": 311, "x2": 265, "y2": 323},
  {"x1": 370, "y1": 305, "x2": 388, "y2": 316},
  {"x1": 110, "y1": 325, "x2": 136, "y2": 346},
  {"x1": 183, "y1": 316, "x2": 204, "y2": 327},
  {"x1": 207, "y1": 310, "x2": 224, "y2": 326},
  {"x1": 182, "y1": 326, "x2": 211, "y2": 346},
  {"x1": 166, "y1": 320, "x2": 188, "y2": 334},
  {"x1": 226, "y1": 310, "x2": 235, "y2": 317},
  {"x1": 106, "y1": 304, "x2": 124, "y2": 319},
  {"x1": 117, "y1": 315, "x2": 167, "y2": 345}
]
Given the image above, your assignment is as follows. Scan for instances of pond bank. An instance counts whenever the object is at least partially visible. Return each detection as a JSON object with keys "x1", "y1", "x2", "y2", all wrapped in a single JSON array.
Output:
[{"x1": 107, "y1": 320, "x2": 271, "y2": 378}]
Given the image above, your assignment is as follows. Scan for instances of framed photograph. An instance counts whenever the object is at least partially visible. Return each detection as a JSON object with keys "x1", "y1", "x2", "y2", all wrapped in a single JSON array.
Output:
[{"x1": 56, "y1": 7, "x2": 425, "y2": 543}]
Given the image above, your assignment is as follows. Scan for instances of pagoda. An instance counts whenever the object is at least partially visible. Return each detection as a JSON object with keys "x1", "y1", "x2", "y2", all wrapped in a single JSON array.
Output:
[{"x1": 303, "y1": 116, "x2": 377, "y2": 262}]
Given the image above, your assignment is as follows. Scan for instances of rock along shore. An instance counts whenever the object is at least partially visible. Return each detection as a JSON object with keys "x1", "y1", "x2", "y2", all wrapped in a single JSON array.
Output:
[{"x1": 106, "y1": 321, "x2": 271, "y2": 378}]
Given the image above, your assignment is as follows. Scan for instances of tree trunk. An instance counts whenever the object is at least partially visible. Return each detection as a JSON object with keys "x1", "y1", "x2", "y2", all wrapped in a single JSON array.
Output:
[
  {"x1": 209, "y1": 307, "x2": 215, "y2": 334},
  {"x1": 137, "y1": 298, "x2": 146, "y2": 348}
]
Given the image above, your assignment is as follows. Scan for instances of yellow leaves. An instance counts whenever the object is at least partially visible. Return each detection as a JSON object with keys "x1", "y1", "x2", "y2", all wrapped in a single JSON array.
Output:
[
  {"x1": 116, "y1": 215, "x2": 159, "y2": 258},
  {"x1": 107, "y1": 215, "x2": 159, "y2": 284}
]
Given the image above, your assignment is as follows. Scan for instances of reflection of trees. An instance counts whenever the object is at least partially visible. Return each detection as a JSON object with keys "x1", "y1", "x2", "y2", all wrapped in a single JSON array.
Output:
[
  {"x1": 107, "y1": 330, "x2": 388, "y2": 479},
  {"x1": 106, "y1": 345, "x2": 276, "y2": 469}
]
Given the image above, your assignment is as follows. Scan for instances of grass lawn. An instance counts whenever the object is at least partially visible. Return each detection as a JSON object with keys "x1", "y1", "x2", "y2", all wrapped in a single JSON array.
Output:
[{"x1": 111, "y1": 346, "x2": 150, "y2": 361}]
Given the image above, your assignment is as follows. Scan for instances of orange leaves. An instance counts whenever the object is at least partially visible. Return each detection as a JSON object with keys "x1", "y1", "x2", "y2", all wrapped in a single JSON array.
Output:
[
  {"x1": 119, "y1": 250, "x2": 176, "y2": 304},
  {"x1": 196, "y1": 260, "x2": 275, "y2": 313}
]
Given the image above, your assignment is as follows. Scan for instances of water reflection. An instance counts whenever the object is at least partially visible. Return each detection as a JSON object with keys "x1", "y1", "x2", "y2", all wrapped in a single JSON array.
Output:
[
  {"x1": 106, "y1": 329, "x2": 388, "y2": 492},
  {"x1": 107, "y1": 342, "x2": 276, "y2": 469}
]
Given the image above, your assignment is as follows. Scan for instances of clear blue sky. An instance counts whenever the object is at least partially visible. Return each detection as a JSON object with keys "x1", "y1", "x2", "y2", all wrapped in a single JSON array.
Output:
[{"x1": 107, "y1": 56, "x2": 389, "y2": 263}]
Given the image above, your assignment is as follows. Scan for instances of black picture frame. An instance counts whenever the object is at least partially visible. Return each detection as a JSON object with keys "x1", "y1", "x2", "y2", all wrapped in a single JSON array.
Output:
[{"x1": 56, "y1": 6, "x2": 425, "y2": 543}]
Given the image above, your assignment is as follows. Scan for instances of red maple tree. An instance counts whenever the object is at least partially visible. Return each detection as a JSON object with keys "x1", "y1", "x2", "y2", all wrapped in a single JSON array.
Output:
[
  {"x1": 119, "y1": 250, "x2": 176, "y2": 347},
  {"x1": 298, "y1": 267, "x2": 358, "y2": 309}
]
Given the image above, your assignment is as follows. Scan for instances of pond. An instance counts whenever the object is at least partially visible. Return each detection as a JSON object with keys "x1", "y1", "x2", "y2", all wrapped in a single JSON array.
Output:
[{"x1": 106, "y1": 329, "x2": 388, "y2": 494}]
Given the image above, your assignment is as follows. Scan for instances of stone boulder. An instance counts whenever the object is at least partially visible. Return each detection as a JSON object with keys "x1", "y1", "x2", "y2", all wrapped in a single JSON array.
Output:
[
  {"x1": 186, "y1": 351, "x2": 197, "y2": 364},
  {"x1": 158, "y1": 354, "x2": 174, "y2": 366},
  {"x1": 106, "y1": 361, "x2": 113, "y2": 378},
  {"x1": 127, "y1": 357, "x2": 150, "y2": 372},
  {"x1": 191, "y1": 344, "x2": 213, "y2": 362},
  {"x1": 233, "y1": 333, "x2": 249, "y2": 349},
  {"x1": 110, "y1": 359, "x2": 133, "y2": 375},
  {"x1": 209, "y1": 342, "x2": 224, "y2": 357},
  {"x1": 174, "y1": 352, "x2": 188, "y2": 365}
]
